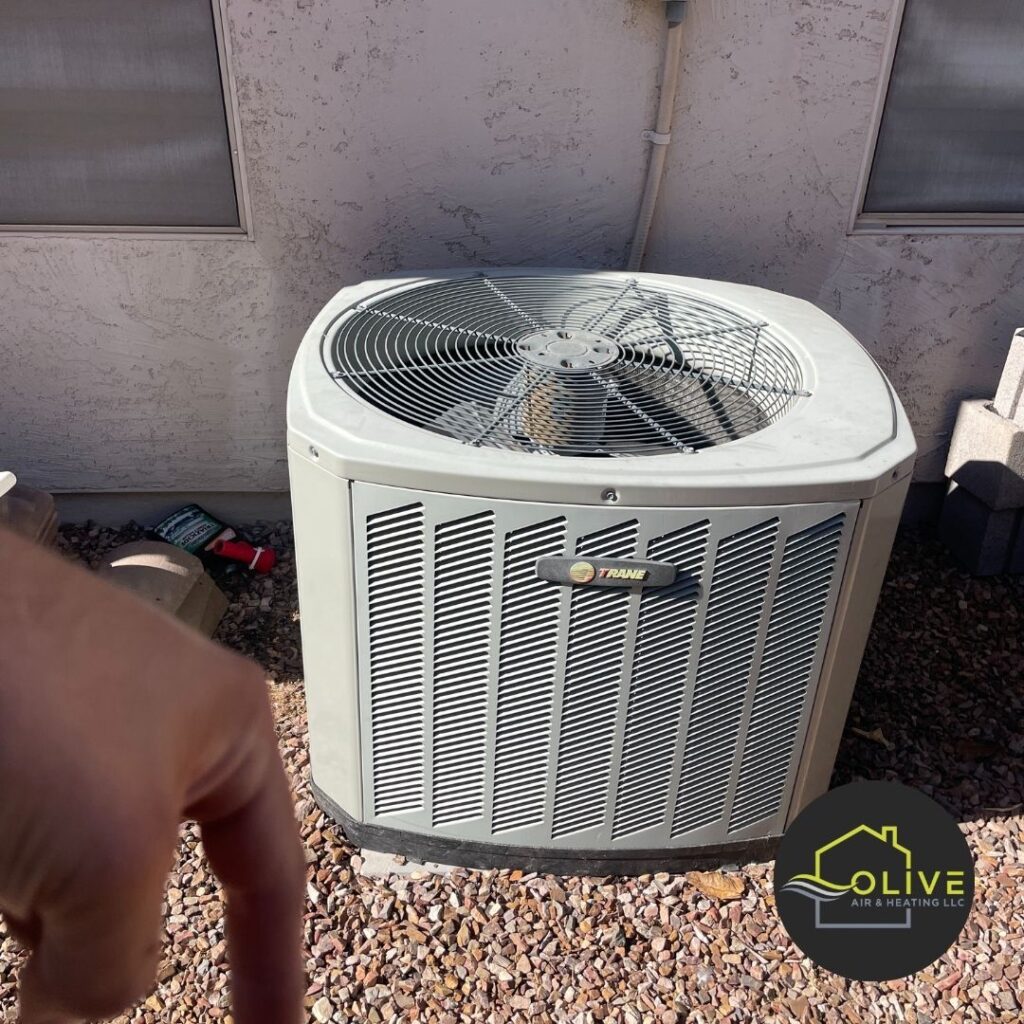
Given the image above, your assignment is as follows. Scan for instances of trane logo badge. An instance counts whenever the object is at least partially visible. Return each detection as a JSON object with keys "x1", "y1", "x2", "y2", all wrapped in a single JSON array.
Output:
[
  {"x1": 569, "y1": 561, "x2": 597, "y2": 584},
  {"x1": 569, "y1": 561, "x2": 649, "y2": 584},
  {"x1": 538, "y1": 556, "x2": 677, "y2": 589},
  {"x1": 599, "y1": 566, "x2": 649, "y2": 581}
]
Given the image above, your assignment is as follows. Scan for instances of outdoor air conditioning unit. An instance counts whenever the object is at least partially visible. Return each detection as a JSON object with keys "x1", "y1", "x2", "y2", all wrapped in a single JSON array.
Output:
[{"x1": 287, "y1": 269, "x2": 915, "y2": 872}]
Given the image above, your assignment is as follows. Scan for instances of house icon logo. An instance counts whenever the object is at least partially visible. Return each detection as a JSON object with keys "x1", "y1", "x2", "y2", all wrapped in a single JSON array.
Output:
[
  {"x1": 781, "y1": 823, "x2": 913, "y2": 929},
  {"x1": 774, "y1": 782, "x2": 974, "y2": 981}
]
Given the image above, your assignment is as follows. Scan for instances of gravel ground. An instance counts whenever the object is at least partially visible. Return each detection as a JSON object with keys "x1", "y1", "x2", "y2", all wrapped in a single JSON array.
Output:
[{"x1": 1, "y1": 523, "x2": 1021, "y2": 1023}]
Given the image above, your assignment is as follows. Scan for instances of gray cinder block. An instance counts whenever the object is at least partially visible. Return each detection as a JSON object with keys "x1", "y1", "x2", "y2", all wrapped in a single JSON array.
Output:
[
  {"x1": 993, "y1": 328, "x2": 1024, "y2": 425},
  {"x1": 944, "y1": 399, "x2": 1024, "y2": 511},
  {"x1": 938, "y1": 482, "x2": 1022, "y2": 576},
  {"x1": 1011, "y1": 524, "x2": 1024, "y2": 575},
  {"x1": 0, "y1": 479, "x2": 58, "y2": 547}
]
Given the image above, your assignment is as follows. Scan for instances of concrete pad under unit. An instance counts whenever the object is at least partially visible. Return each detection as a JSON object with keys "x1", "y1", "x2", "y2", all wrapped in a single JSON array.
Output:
[
  {"x1": 355, "y1": 849, "x2": 455, "y2": 879},
  {"x1": 944, "y1": 400, "x2": 1024, "y2": 511}
]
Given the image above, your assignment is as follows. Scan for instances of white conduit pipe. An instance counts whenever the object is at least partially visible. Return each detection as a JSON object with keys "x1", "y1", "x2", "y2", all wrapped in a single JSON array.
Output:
[{"x1": 627, "y1": 3, "x2": 687, "y2": 272}]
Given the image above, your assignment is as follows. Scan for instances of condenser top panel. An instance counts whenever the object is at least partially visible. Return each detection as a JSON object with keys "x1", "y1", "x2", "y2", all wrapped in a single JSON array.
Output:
[{"x1": 288, "y1": 269, "x2": 916, "y2": 506}]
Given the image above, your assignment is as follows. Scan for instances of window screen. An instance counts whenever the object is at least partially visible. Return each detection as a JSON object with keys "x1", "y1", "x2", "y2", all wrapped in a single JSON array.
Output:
[
  {"x1": 0, "y1": 0, "x2": 239, "y2": 228},
  {"x1": 863, "y1": 0, "x2": 1024, "y2": 216}
]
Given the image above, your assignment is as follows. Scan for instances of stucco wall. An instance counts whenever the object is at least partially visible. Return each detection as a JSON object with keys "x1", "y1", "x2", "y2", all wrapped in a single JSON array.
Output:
[
  {"x1": 0, "y1": 0, "x2": 1019, "y2": 492},
  {"x1": 647, "y1": 0, "x2": 1023, "y2": 481}
]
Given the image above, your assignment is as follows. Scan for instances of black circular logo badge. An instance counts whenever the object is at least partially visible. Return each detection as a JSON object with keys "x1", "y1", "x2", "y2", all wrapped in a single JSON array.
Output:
[{"x1": 775, "y1": 781, "x2": 974, "y2": 981}]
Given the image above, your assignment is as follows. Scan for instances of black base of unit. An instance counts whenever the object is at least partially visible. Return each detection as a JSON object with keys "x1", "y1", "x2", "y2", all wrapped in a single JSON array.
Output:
[{"x1": 311, "y1": 781, "x2": 779, "y2": 875}]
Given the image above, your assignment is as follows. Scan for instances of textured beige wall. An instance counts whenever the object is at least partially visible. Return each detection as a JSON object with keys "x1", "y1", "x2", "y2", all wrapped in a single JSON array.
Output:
[
  {"x1": 646, "y1": 0, "x2": 1023, "y2": 480},
  {"x1": 0, "y1": 0, "x2": 1019, "y2": 491}
]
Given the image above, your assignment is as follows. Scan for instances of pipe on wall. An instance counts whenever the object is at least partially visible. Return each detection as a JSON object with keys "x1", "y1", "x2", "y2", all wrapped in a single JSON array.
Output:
[{"x1": 627, "y1": 2, "x2": 688, "y2": 272}]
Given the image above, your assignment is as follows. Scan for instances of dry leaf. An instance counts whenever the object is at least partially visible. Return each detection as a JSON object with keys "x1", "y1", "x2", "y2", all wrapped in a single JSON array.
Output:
[
  {"x1": 851, "y1": 726, "x2": 894, "y2": 750},
  {"x1": 687, "y1": 870, "x2": 745, "y2": 901}
]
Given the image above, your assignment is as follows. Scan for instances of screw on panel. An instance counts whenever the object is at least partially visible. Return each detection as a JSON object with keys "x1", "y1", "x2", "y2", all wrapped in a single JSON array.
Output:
[
  {"x1": 602, "y1": 488, "x2": 619, "y2": 503},
  {"x1": 309, "y1": 445, "x2": 320, "y2": 459}
]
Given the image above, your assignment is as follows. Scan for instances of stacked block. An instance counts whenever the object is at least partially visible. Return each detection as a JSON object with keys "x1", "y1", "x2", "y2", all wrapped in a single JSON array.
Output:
[{"x1": 940, "y1": 329, "x2": 1024, "y2": 575}]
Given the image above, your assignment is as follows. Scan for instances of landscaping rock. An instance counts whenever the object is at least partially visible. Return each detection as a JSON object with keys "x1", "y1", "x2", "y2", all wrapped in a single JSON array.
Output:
[{"x1": 0, "y1": 523, "x2": 1020, "y2": 1024}]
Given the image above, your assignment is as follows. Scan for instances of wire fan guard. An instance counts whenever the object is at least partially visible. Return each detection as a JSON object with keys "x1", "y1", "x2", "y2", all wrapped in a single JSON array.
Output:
[{"x1": 325, "y1": 274, "x2": 809, "y2": 458}]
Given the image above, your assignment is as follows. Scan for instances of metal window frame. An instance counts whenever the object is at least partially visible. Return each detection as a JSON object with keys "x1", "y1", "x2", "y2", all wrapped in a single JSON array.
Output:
[
  {"x1": 0, "y1": 0, "x2": 253, "y2": 240},
  {"x1": 849, "y1": 0, "x2": 1024, "y2": 235}
]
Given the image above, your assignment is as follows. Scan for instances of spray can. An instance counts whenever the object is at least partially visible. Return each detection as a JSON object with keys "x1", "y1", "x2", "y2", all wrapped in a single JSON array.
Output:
[{"x1": 150, "y1": 504, "x2": 276, "y2": 574}]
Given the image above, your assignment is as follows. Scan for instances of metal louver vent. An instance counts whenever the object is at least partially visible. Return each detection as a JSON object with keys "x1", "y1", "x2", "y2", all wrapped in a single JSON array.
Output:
[
  {"x1": 327, "y1": 274, "x2": 807, "y2": 457},
  {"x1": 366, "y1": 503, "x2": 426, "y2": 816},
  {"x1": 552, "y1": 521, "x2": 640, "y2": 838},
  {"x1": 612, "y1": 521, "x2": 710, "y2": 840},
  {"x1": 729, "y1": 514, "x2": 847, "y2": 832},
  {"x1": 353, "y1": 483, "x2": 856, "y2": 852},
  {"x1": 492, "y1": 518, "x2": 567, "y2": 833},
  {"x1": 673, "y1": 519, "x2": 780, "y2": 836},
  {"x1": 432, "y1": 512, "x2": 495, "y2": 826}
]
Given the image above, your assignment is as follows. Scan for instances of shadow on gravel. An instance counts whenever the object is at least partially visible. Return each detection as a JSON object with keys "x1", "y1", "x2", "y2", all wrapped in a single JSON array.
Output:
[
  {"x1": 833, "y1": 527, "x2": 1024, "y2": 825},
  {"x1": 212, "y1": 522, "x2": 302, "y2": 682}
]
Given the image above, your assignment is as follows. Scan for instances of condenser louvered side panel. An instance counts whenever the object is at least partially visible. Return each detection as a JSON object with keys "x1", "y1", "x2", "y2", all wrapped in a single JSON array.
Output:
[
  {"x1": 672, "y1": 519, "x2": 779, "y2": 836},
  {"x1": 491, "y1": 518, "x2": 567, "y2": 833},
  {"x1": 431, "y1": 512, "x2": 496, "y2": 827},
  {"x1": 351, "y1": 482, "x2": 861, "y2": 853},
  {"x1": 729, "y1": 514, "x2": 847, "y2": 832},
  {"x1": 366, "y1": 503, "x2": 426, "y2": 817},
  {"x1": 612, "y1": 521, "x2": 710, "y2": 840},
  {"x1": 552, "y1": 520, "x2": 639, "y2": 839}
]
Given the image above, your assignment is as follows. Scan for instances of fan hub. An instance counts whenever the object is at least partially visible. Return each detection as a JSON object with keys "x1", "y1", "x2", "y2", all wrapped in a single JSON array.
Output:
[{"x1": 515, "y1": 330, "x2": 619, "y2": 371}]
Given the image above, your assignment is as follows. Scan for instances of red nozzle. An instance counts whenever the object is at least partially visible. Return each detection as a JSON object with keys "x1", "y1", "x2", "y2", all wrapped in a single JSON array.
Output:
[{"x1": 212, "y1": 538, "x2": 277, "y2": 573}]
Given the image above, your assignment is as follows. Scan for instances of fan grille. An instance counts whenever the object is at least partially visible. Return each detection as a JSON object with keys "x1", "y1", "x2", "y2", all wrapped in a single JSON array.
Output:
[{"x1": 326, "y1": 274, "x2": 808, "y2": 457}]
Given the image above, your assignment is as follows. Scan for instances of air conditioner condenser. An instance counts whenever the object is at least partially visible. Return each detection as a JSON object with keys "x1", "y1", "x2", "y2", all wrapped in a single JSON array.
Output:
[{"x1": 287, "y1": 269, "x2": 915, "y2": 872}]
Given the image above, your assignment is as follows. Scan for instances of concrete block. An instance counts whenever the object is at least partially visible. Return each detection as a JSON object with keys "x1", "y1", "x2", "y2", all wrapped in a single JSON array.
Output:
[
  {"x1": 993, "y1": 328, "x2": 1024, "y2": 424},
  {"x1": 97, "y1": 540, "x2": 227, "y2": 636},
  {"x1": 0, "y1": 481, "x2": 59, "y2": 546},
  {"x1": 944, "y1": 399, "x2": 1024, "y2": 510},
  {"x1": 938, "y1": 482, "x2": 1022, "y2": 576},
  {"x1": 1011, "y1": 524, "x2": 1024, "y2": 575},
  {"x1": 356, "y1": 848, "x2": 454, "y2": 878},
  {"x1": 176, "y1": 571, "x2": 229, "y2": 636}
]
